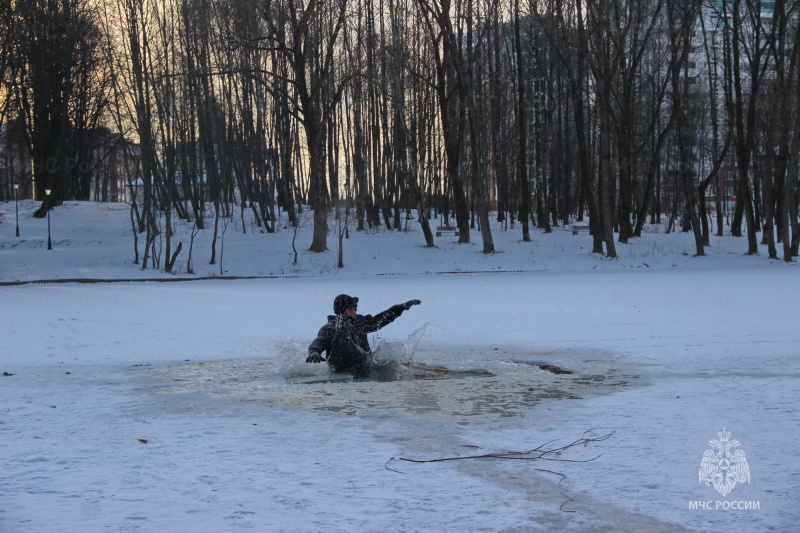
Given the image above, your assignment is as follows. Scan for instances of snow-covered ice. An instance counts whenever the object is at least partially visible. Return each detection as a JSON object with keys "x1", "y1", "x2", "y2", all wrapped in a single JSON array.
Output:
[{"x1": 1, "y1": 201, "x2": 798, "y2": 532}]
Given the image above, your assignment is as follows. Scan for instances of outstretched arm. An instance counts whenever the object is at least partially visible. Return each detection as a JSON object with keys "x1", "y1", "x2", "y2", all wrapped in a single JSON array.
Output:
[{"x1": 362, "y1": 300, "x2": 422, "y2": 333}]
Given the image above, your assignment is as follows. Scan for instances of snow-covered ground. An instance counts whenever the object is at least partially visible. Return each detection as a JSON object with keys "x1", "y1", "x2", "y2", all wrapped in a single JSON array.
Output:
[{"x1": 1, "y1": 201, "x2": 798, "y2": 532}]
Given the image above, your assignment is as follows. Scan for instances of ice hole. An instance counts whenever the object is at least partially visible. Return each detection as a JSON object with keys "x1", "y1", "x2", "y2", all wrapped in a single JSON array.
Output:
[{"x1": 287, "y1": 323, "x2": 493, "y2": 384}]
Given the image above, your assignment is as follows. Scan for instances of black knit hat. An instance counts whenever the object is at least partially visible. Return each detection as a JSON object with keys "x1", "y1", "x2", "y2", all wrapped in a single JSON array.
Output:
[{"x1": 333, "y1": 294, "x2": 359, "y2": 315}]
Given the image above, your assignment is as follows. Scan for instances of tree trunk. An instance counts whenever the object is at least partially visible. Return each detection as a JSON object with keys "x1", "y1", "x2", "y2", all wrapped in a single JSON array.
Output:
[{"x1": 513, "y1": 0, "x2": 531, "y2": 242}]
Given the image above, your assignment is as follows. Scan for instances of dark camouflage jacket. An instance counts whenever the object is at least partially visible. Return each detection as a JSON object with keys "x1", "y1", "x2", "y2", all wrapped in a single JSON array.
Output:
[{"x1": 308, "y1": 304, "x2": 407, "y2": 359}]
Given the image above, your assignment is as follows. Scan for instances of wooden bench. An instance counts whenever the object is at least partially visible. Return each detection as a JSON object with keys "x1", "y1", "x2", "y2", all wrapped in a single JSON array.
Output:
[
  {"x1": 572, "y1": 225, "x2": 591, "y2": 236},
  {"x1": 436, "y1": 226, "x2": 460, "y2": 237}
]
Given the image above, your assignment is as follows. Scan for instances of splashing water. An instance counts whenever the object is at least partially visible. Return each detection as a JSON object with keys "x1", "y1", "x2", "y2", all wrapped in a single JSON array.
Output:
[
  {"x1": 369, "y1": 323, "x2": 430, "y2": 381},
  {"x1": 269, "y1": 338, "x2": 329, "y2": 380},
  {"x1": 373, "y1": 323, "x2": 429, "y2": 363}
]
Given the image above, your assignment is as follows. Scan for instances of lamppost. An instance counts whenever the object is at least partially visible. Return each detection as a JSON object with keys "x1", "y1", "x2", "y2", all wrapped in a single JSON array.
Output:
[
  {"x1": 45, "y1": 188, "x2": 52, "y2": 250},
  {"x1": 14, "y1": 182, "x2": 19, "y2": 237}
]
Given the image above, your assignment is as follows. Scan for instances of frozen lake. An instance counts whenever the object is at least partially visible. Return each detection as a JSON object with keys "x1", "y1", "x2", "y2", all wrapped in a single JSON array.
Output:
[{"x1": 2, "y1": 269, "x2": 798, "y2": 532}]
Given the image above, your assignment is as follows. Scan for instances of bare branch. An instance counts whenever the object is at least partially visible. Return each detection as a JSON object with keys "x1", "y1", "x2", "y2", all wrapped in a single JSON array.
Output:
[{"x1": 386, "y1": 430, "x2": 613, "y2": 467}]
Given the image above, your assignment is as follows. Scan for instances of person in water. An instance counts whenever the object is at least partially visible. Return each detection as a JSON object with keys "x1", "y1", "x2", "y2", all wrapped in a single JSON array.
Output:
[{"x1": 306, "y1": 294, "x2": 421, "y2": 377}]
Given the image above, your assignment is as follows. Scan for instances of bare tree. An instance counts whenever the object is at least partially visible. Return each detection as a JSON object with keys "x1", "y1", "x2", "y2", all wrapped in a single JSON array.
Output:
[
  {"x1": 0, "y1": 1, "x2": 12, "y2": 124},
  {"x1": 667, "y1": 0, "x2": 705, "y2": 256},
  {"x1": 254, "y1": 0, "x2": 350, "y2": 252},
  {"x1": 762, "y1": 0, "x2": 800, "y2": 261},
  {"x1": 725, "y1": 0, "x2": 770, "y2": 255},
  {"x1": 115, "y1": 0, "x2": 161, "y2": 267},
  {"x1": 547, "y1": 0, "x2": 604, "y2": 254},
  {"x1": 513, "y1": 0, "x2": 532, "y2": 241},
  {"x1": 8, "y1": 0, "x2": 107, "y2": 216},
  {"x1": 697, "y1": 10, "x2": 734, "y2": 245},
  {"x1": 414, "y1": 0, "x2": 472, "y2": 244}
]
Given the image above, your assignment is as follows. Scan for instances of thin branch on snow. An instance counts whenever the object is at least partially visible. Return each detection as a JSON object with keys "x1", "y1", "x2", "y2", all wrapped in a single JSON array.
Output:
[
  {"x1": 385, "y1": 430, "x2": 613, "y2": 471},
  {"x1": 560, "y1": 492, "x2": 576, "y2": 513},
  {"x1": 384, "y1": 430, "x2": 613, "y2": 512}
]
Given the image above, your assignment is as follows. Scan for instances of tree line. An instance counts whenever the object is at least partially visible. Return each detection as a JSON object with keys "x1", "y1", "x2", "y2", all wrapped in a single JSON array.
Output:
[{"x1": 1, "y1": 0, "x2": 798, "y2": 267}]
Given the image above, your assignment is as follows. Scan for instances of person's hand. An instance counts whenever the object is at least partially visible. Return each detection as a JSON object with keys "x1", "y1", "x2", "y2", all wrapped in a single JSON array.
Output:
[
  {"x1": 402, "y1": 299, "x2": 421, "y2": 310},
  {"x1": 306, "y1": 352, "x2": 325, "y2": 363}
]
